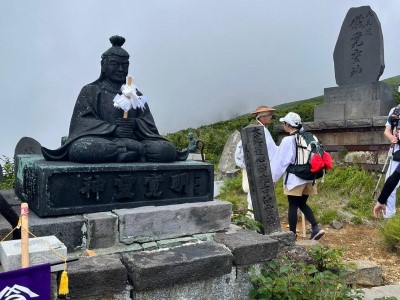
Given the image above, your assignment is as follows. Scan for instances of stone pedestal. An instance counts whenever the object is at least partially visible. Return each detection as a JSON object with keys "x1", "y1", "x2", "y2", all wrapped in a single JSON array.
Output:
[
  {"x1": 314, "y1": 82, "x2": 395, "y2": 121},
  {"x1": 14, "y1": 155, "x2": 213, "y2": 217}
]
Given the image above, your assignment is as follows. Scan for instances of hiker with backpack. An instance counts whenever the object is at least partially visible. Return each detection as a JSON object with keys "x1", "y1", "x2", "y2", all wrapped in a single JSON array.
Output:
[{"x1": 270, "y1": 112, "x2": 330, "y2": 240}]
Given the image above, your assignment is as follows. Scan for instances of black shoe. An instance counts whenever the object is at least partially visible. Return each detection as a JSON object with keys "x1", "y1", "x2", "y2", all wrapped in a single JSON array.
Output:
[{"x1": 310, "y1": 226, "x2": 325, "y2": 240}]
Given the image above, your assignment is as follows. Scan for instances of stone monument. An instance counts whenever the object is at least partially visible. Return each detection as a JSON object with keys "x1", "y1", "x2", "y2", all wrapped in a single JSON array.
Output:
[
  {"x1": 13, "y1": 35, "x2": 214, "y2": 217},
  {"x1": 275, "y1": 6, "x2": 396, "y2": 171},
  {"x1": 314, "y1": 6, "x2": 394, "y2": 121},
  {"x1": 14, "y1": 137, "x2": 42, "y2": 159},
  {"x1": 240, "y1": 125, "x2": 280, "y2": 234}
]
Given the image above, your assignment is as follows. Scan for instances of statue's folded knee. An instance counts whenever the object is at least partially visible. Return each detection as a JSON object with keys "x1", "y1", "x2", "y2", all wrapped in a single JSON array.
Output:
[
  {"x1": 143, "y1": 140, "x2": 177, "y2": 162},
  {"x1": 69, "y1": 137, "x2": 119, "y2": 163}
]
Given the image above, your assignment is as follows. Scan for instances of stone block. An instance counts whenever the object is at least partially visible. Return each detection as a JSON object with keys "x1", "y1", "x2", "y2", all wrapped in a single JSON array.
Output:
[
  {"x1": 344, "y1": 151, "x2": 376, "y2": 164},
  {"x1": 14, "y1": 155, "x2": 214, "y2": 217},
  {"x1": 234, "y1": 263, "x2": 265, "y2": 300},
  {"x1": 0, "y1": 189, "x2": 23, "y2": 226},
  {"x1": 372, "y1": 116, "x2": 388, "y2": 127},
  {"x1": 206, "y1": 267, "x2": 236, "y2": 300},
  {"x1": 315, "y1": 82, "x2": 395, "y2": 121},
  {"x1": 268, "y1": 231, "x2": 296, "y2": 251},
  {"x1": 214, "y1": 228, "x2": 279, "y2": 265},
  {"x1": 66, "y1": 254, "x2": 128, "y2": 299},
  {"x1": 84, "y1": 212, "x2": 118, "y2": 249},
  {"x1": 174, "y1": 280, "x2": 206, "y2": 300},
  {"x1": 314, "y1": 103, "x2": 345, "y2": 121},
  {"x1": 114, "y1": 200, "x2": 231, "y2": 243},
  {"x1": 0, "y1": 235, "x2": 67, "y2": 272},
  {"x1": 132, "y1": 287, "x2": 173, "y2": 300},
  {"x1": 11, "y1": 206, "x2": 84, "y2": 251},
  {"x1": 0, "y1": 213, "x2": 12, "y2": 241},
  {"x1": 132, "y1": 269, "x2": 236, "y2": 300},
  {"x1": 345, "y1": 100, "x2": 394, "y2": 120},
  {"x1": 122, "y1": 241, "x2": 233, "y2": 291},
  {"x1": 324, "y1": 82, "x2": 393, "y2": 104}
]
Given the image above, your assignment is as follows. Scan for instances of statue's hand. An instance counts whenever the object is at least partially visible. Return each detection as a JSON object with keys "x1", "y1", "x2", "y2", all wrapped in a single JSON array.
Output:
[
  {"x1": 116, "y1": 118, "x2": 136, "y2": 129},
  {"x1": 113, "y1": 126, "x2": 133, "y2": 138}
]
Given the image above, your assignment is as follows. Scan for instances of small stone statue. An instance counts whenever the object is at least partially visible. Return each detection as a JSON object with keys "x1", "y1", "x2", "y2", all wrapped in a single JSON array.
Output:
[
  {"x1": 186, "y1": 133, "x2": 199, "y2": 153},
  {"x1": 41, "y1": 36, "x2": 188, "y2": 163}
]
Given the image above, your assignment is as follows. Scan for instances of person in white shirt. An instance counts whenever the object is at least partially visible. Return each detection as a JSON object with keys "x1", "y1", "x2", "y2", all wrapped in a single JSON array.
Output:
[
  {"x1": 270, "y1": 112, "x2": 324, "y2": 240},
  {"x1": 234, "y1": 105, "x2": 278, "y2": 216}
]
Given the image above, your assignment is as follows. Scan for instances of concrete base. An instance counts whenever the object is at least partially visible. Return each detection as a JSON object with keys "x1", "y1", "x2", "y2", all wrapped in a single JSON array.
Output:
[{"x1": 0, "y1": 235, "x2": 67, "y2": 272}]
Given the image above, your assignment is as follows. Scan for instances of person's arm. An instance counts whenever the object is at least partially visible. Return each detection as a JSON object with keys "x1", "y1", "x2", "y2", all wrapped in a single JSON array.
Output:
[
  {"x1": 384, "y1": 125, "x2": 398, "y2": 145},
  {"x1": 270, "y1": 137, "x2": 295, "y2": 183}
]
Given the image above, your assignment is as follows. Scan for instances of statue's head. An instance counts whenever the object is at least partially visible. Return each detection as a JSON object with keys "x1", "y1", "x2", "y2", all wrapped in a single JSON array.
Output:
[
  {"x1": 188, "y1": 133, "x2": 194, "y2": 139},
  {"x1": 100, "y1": 36, "x2": 130, "y2": 84}
]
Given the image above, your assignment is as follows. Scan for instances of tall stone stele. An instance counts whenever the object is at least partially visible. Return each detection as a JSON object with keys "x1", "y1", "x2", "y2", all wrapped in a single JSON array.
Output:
[{"x1": 314, "y1": 6, "x2": 395, "y2": 121}]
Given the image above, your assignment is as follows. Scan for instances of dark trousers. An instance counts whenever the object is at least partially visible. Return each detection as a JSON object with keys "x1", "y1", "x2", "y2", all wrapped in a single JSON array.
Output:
[
  {"x1": 288, "y1": 195, "x2": 317, "y2": 234},
  {"x1": 377, "y1": 164, "x2": 400, "y2": 205}
]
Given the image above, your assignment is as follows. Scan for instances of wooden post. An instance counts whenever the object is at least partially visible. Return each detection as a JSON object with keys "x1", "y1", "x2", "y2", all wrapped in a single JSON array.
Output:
[
  {"x1": 301, "y1": 212, "x2": 306, "y2": 238},
  {"x1": 21, "y1": 203, "x2": 29, "y2": 268},
  {"x1": 123, "y1": 75, "x2": 133, "y2": 119}
]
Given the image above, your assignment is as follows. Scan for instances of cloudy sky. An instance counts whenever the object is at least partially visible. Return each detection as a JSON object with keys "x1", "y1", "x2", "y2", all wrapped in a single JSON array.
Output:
[{"x1": 1, "y1": 1, "x2": 400, "y2": 159}]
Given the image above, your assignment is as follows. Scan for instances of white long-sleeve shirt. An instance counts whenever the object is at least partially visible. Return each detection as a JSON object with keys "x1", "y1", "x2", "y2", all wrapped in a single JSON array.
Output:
[{"x1": 270, "y1": 134, "x2": 315, "y2": 190}]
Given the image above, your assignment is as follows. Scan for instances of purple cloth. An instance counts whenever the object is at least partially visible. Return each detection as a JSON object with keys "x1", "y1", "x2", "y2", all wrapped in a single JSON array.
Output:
[{"x1": 0, "y1": 263, "x2": 51, "y2": 299}]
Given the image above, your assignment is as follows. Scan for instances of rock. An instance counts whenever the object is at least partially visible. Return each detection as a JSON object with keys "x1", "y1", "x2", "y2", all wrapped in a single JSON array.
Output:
[
  {"x1": 331, "y1": 220, "x2": 344, "y2": 230},
  {"x1": 346, "y1": 260, "x2": 383, "y2": 287},
  {"x1": 218, "y1": 130, "x2": 240, "y2": 174}
]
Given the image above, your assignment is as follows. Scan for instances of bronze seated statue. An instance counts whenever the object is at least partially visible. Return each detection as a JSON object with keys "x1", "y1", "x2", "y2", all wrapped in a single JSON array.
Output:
[{"x1": 41, "y1": 35, "x2": 188, "y2": 163}]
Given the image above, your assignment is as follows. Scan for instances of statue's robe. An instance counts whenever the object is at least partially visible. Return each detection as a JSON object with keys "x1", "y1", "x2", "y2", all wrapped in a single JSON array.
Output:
[{"x1": 41, "y1": 80, "x2": 169, "y2": 161}]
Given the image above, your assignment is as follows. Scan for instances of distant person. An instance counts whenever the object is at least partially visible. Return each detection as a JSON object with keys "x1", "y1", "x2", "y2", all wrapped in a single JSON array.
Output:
[
  {"x1": 378, "y1": 104, "x2": 400, "y2": 218},
  {"x1": 270, "y1": 112, "x2": 324, "y2": 240},
  {"x1": 234, "y1": 105, "x2": 278, "y2": 216},
  {"x1": 41, "y1": 35, "x2": 188, "y2": 163}
]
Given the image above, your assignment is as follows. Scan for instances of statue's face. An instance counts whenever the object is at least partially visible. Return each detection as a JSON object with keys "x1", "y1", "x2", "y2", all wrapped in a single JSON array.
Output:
[{"x1": 102, "y1": 56, "x2": 129, "y2": 84}]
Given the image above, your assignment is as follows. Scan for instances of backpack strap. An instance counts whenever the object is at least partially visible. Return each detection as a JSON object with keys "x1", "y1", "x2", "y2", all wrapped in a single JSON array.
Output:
[{"x1": 285, "y1": 133, "x2": 300, "y2": 185}]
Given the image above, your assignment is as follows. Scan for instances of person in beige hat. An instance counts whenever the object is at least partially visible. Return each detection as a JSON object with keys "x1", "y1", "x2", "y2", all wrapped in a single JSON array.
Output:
[
  {"x1": 270, "y1": 112, "x2": 324, "y2": 240},
  {"x1": 234, "y1": 105, "x2": 278, "y2": 217}
]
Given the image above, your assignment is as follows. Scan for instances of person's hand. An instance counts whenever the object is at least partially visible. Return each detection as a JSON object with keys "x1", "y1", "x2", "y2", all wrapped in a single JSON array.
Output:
[
  {"x1": 116, "y1": 118, "x2": 136, "y2": 129},
  {"x1": 373, "y1": 202, "x2": 386, "y2": 218},
  {"x1": 113, "y1": 126, "x2": 133, "y2": 138}
]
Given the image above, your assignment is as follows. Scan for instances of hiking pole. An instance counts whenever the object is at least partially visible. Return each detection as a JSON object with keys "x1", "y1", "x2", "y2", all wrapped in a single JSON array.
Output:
[{"x1": 372, "y1": 150, "x2": 392, "y2": 198}]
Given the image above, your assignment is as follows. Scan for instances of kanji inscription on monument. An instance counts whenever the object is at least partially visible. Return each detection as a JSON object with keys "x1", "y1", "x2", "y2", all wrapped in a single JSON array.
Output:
[
  {"x1": 334, "y1": 6, "x2": 384, "y2": 86},
  {"x1": 241, "y1": 125, "x2": 280, "y2": 234}
]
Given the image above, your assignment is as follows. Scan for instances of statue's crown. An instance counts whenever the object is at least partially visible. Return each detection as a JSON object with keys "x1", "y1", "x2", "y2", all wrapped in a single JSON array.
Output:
[{"x1": 101, "y1": 35, "x2": 130, "y2": 59}]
